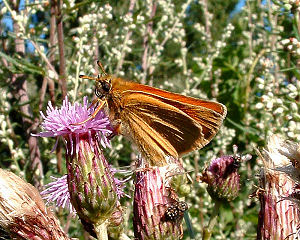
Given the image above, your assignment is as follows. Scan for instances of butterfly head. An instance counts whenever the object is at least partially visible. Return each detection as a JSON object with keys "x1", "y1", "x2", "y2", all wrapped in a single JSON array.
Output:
[
  {"x1": 94, "y1": 74, "x2": 112, "y2": 99},
  {"x1": 79, "y1": 61, "x2": 112, "y2": 99}
]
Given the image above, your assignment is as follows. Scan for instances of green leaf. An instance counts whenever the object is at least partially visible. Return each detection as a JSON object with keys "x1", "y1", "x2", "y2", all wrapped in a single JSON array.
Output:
[{"x1": 0, "y1": 51, "x2": 45, "y2": 75}]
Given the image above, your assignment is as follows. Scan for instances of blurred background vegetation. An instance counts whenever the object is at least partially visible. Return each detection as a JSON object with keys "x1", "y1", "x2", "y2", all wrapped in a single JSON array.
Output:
[{"x1": 0, "y1": 0, "x2": 299, "y2": 239}]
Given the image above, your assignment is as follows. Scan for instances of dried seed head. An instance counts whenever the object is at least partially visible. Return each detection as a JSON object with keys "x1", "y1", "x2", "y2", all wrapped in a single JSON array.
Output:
[
  {"x1": 0, "y1": 169, "x2": 70, "y2": 240},
  {"x1": 257, "y1": 135, "x2": 300, "y2": 240}
]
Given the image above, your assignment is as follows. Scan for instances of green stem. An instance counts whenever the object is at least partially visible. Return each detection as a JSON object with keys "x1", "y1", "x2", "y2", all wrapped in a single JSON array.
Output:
[
  {"x1": 95, "y1": 221, "x2": 108, "y2": 240},
  {"x1": 244, "y1": 49, "x2": 266, "y2": 114},
  {"x1": 202, "y1": 201, "x2": 221, "y2": 240},
  {"x1": 73, "y1": 37, "x2": 83, "y2": 101}
]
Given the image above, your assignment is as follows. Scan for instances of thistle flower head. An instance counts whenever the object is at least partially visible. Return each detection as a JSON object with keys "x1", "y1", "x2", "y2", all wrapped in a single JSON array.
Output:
[
  {"x1": 200, "y1": 145, "x2": 250, "y2": 201},
  {"x1": 36, "y1": 96, "x2": 124, "y2": 236},
  {"x1": 41, "y1": 175, "x2": 75, "y2": 213},
  {"x1": 35, "y1": 96, "x2": 112, "y2": 151}
]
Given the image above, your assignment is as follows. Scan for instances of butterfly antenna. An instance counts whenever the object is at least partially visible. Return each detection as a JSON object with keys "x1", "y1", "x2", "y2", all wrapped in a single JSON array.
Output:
[
  {"x1": 79, "y1": 75, "x2": 97, "y2": 80},
  {"x1": 97, "y1": 60, "x2": 108, "y2": 76}
]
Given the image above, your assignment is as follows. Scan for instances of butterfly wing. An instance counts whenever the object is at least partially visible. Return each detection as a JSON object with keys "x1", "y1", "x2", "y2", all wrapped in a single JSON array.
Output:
[
  {"x1": 118, "y1": 89, "x2": 226, "y2": 166},
  {"x1": 112, "y1": 78, "x2": 226, "y2": 115}
]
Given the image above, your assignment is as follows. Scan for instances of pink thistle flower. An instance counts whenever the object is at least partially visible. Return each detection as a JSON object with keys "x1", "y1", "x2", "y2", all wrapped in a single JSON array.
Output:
[
  {"x1": 36, "y1": 96, "x2": 125, "y2": 238},
  {"x1": 41, "y1": 175, "x2": 75, "y2": 213},
  {"x1": 36, "y1": 96, "x2": 112, "y2": 151}
]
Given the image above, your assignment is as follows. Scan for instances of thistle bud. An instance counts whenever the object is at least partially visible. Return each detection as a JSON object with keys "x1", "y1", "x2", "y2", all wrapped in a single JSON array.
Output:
[
  {"x1": 107, "y1": 202, "x2": 125, "y2": 239},
  {"x1": 201, "y1": 155, "x2": 240, "y2": 201},
  {"x1": 0, "y1": 169, "x2": 70, "y2": 239},
  {"x1": 200, "y1": 146, "x2": 249, "y2": 201}
]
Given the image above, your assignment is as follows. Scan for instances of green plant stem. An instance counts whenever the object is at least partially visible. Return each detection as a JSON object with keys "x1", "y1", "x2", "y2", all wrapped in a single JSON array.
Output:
[
  {"x1": 148, "y1": 0, "x2": 192, "y2": 76},
  {"x1": 95, "y1": 221, "x2": 109, "y2": 240},
  {"x1": 73, "y1": 37, "x2": 83, "y2": 101},
  {"x1": 202, "y1": 201, "x2": 221, "y2": 240},
  {"x1": 244, "y1": 49, "x2": 266, "y2": 115},
  {"x1": 116, "y1": 0, "x2": 136, "y2": 75}
]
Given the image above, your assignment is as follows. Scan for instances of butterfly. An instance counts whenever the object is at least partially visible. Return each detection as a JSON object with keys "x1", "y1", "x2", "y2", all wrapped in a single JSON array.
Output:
[{"x1": 78, "y1": 61, "x2": 227, "y2": 166}]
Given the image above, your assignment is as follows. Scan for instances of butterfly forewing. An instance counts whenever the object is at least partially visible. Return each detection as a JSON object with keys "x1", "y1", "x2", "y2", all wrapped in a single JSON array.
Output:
[
  {"x1": 108, "y1": 79, "x2": 227, "y2": 166},
  {"x1": 138, "y1": 92, "x2": 226, "y2": 143},
  {"x1": 124, "y1": 108, "x2": 178, "y2": 165},
  {"x1": 121, "y1": 93, "x2": 204, "y2": 165},
  {"x1": 118, "y1": 81, "x2": 226, "y2": 115}
]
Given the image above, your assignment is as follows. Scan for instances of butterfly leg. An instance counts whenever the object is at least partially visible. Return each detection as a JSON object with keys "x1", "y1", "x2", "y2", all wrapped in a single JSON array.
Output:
[
  {"x1": 88, "y1": 97, "x2": 100, "y2": 110},
  {"x1": 107, "y1": 120, "x2": 122, "y2": 140},
  {"x1": 71, "y1": 100, "x2": 106, "y2": 125}
]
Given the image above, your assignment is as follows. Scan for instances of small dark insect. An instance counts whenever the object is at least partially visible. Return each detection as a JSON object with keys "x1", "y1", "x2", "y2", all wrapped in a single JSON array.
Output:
[
  {"x1": 223, "y1": 154, "x2": 241, "y2": 179},
  {"x1": 165, "y1": 201, "x2": 188, "y2": 221}
]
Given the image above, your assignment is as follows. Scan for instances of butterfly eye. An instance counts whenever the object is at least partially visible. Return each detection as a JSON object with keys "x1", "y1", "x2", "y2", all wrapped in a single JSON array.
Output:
[{"x1": 101, "y1": 80, "x2": 111, "y2": 92}]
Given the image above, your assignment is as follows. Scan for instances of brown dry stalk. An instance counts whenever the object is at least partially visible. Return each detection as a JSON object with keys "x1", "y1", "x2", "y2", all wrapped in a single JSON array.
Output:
[
  {"x1": 141, "y1": 0, "x2": 156, "y2": 84},
  {"x1": 11, "y1": 1, "x2": 43, "y2": 190},
  {"x1": 257, "y1": 135, "x2": 300, "y2": 240}
]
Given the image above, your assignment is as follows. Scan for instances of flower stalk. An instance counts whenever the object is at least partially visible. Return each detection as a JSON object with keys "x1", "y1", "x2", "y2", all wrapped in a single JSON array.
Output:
[
  {"x1": 202, "y1": 201, "x2": 221, "y2": 240},
  {"x1": 95, "y1": 220, "x2": 109, "y2": 240}
]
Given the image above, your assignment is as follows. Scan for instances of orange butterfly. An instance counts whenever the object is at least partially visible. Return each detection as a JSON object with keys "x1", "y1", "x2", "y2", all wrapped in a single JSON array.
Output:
[{"x1": 79, "y1": 61, "x2": 227, "y2": 166}]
